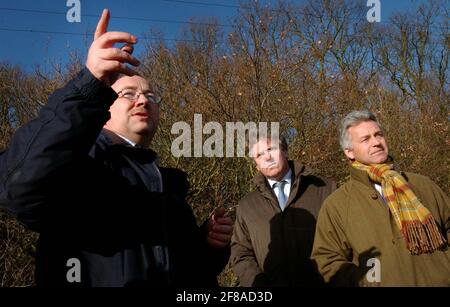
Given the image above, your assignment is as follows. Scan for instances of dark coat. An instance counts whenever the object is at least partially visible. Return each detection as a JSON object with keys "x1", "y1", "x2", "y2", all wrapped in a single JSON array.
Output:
[
  {"x1": 230, "y1": 161, "x2": 336, "y2": 286},
  {"x1": 0, "y1": 69, "x2": 228, "y2": 287}
]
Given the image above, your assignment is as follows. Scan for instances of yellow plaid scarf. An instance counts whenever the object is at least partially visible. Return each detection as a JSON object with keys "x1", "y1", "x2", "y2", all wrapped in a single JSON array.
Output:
[{"x1": 352, "y1": 161, "x2": 446, "y2": 255}]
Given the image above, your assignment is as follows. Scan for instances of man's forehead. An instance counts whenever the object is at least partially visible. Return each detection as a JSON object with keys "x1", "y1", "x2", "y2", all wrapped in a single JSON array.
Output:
[
  {"x1": 350, "y1": 121, "x2": 381, "y2": 134},
  {"x1": 112, "y1": 75, "x2": 153, "y2": 91},
  {"x1": 252, "y1": 138, "x2": 272, "y2": 152}
]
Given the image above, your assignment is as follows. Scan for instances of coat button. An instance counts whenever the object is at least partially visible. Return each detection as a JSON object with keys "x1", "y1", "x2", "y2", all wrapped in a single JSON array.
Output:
[{"x1": 371, "y1": 193, "x2": 378, "y2": 200}]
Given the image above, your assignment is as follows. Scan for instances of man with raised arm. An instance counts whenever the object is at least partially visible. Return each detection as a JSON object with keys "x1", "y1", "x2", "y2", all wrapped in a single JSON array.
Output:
[{"x1": 0, "y1": 9, "x2": 232, "y2": 287}]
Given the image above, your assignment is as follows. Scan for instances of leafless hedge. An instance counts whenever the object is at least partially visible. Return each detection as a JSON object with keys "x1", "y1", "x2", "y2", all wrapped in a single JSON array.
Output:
[{"x1": 1, "y1": 0, "x2": 448, "y2": 287}]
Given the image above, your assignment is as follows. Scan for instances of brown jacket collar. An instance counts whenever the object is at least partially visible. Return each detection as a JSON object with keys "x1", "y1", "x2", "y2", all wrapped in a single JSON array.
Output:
[{"x1": 349, "y1": 166, "x2": 375, "y2": 188}]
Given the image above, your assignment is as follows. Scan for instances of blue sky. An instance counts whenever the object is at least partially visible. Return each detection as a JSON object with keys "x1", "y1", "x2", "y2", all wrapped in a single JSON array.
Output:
[{"x1": 0, "y1": 0, "x2": 439, "y2": 73}]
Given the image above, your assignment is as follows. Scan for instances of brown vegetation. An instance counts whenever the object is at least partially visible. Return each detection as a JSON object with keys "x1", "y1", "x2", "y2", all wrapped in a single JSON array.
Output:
[{"x1": 1, "y1": 0, "x2": 448, "y2": 286}]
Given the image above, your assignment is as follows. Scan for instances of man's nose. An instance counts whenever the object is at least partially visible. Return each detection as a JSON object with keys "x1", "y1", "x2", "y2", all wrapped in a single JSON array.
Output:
[
  {"x1": 371, "y1": 137, "x2": 381, "y2": 146},
  {"x1": 134, "y1": 94, "x2": 149, "y2": 107}
]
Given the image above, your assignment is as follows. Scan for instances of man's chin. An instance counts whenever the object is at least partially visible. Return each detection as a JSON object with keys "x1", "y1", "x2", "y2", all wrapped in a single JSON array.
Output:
[
  {"x1": 133, "y1": 124, "x2": 153, "y2": 134},
  {"x1": 261, "y1": 167, "x2": 282, "y2": 178},
  {"x1": 369, "y1": 155, "x2": 388, "y2": 164}
]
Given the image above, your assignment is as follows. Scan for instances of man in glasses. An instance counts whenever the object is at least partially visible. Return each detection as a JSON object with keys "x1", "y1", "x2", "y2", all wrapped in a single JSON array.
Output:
[
  {"x1": 105, "y1": 79, "x2": 163, "y2": 147},
  {"x1": 0, "y1": 9, "x2": 232, "y2": 287},
  {"x1": 229, "y1": 135, "x2": 336, "y2": 286}
]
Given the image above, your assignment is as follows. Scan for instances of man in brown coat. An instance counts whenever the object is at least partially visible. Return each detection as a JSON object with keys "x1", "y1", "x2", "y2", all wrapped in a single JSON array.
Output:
[
  {"x1": 230, "y1": 136, "x2": 336, "y2": 286},
  {"x1": 312, "y1": 110, "x2": 450, "y2": 286}
]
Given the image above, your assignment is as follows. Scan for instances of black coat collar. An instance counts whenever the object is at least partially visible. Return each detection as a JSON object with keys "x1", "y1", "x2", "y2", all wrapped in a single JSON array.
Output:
[{"x1": 97, "y1": 129, "x2": 158, "y2": 163}]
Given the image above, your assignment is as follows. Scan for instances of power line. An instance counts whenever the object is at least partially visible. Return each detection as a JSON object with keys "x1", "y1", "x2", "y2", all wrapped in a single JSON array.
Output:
[
  {"x1": 0, "y1": 27, "x2": 445, "y2": 47},
  {"x1": 0, "y1": 27, "x2": 210, "y2": 43},
  {"x1": 163, "y1": 0, "x2": 240, "y2": 9},
  {"x1": 0, "y1": 5, "x2": 447, "y2": 33},
  {"x1": 163, "y1": 0, "x2": 291, "y2": 14},
  {"x1": 163, "y1": 0, "x2": 449, "y2": 31},
  {"x1": 0, "y1": 7, "x2": 233, "y2": 28},
  {"x1": 0, "y1": 27, "x2": 88, "y2": 37}
]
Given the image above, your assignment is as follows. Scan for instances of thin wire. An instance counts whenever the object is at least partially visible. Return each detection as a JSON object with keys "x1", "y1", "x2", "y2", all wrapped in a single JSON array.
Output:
[
  {"x1": 0, "y1": 27, "x2": 207, "y2": 43},
  {"x1": 0, "y1": 5, "x2": 447, "y2": 31},
  {"x1": 162, "y1": 0, "x2": 449, "y2": 31},
  {"x1": 0, "y1": 27, "x2": 445, "y2": 46},
  {"x1": 0, "y1": 7, "x2": 233, "y2": 28}
]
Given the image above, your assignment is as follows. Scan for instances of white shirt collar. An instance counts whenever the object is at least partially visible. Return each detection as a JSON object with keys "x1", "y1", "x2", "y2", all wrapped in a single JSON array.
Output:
[
  {"x1": 267, "y1": 168, "x2": 292, "y2": 188},
  {"x1": 116, "y1": 133, "x2": 137, "y2": 147}
]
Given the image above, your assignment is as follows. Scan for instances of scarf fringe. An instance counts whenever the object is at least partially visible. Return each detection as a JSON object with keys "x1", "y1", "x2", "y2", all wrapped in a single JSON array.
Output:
[{"x1": 401, "y1": 215, "x2": 447, "y2": 255}]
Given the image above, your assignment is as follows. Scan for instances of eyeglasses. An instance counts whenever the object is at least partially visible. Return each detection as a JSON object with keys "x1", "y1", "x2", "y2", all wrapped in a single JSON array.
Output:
[{"x1": 117, "y1": 89, "x2": 162, "y2": 105}]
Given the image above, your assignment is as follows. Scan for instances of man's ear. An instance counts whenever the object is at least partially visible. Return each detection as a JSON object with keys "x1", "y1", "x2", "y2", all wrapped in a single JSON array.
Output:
[
  {"x1": 253, "y1": 162, "x2": 262, "y2": 173},
  {"x1": 344, "y1": 148, "x2": 354, "y2": 160}
]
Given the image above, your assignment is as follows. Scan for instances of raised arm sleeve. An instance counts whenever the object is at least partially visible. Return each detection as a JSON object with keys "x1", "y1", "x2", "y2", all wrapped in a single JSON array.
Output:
[{"x1": 0, "y1": 69, "x2": 116, "y2": 229}]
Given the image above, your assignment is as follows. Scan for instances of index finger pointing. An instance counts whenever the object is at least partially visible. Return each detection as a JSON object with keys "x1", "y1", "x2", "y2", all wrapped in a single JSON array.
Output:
[{"x1": 94, "y1": 9, "x2": 110, "y2": 40}]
